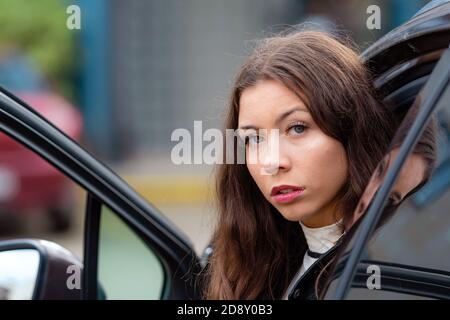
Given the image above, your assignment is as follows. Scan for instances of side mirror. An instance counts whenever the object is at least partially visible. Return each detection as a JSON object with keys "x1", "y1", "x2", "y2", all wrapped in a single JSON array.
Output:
[{"x1": 0, "y1": 239, "x2": 82, "y2": 300}]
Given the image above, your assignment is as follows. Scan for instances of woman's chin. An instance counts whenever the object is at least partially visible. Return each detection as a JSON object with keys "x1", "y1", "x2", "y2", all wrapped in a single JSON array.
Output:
[{"x1": 278, "y1": 209, "x2": 310, "y2": 222}]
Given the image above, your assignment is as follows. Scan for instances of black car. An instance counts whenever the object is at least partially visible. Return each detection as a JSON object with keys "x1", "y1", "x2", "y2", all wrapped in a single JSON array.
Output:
[{"x1": 0, "y1": 0, "x2": 450, "y2": 300}]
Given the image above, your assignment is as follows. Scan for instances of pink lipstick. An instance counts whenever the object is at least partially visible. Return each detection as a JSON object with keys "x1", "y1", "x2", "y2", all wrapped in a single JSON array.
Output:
[{"x1": 270, "y1": 185, "x2": 305, "y2": 203}]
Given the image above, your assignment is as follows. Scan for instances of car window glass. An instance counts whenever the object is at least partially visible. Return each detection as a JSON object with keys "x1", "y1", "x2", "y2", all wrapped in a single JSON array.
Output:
[
  {"x1": 323, "y1": 72, "x2": 450, "y2": 299},
  {"x1": 97, "y1": 204, "x2": 165, "y2": 300},
  {"x1": 367, "y1": 113, "x2": 450, "y2": 271},
  {"x1": 0, "y1": 132, "x2": 86, "y2": 260},
  {"x1": 343, "y1": 107, "x2": 450, "y2": 299}
]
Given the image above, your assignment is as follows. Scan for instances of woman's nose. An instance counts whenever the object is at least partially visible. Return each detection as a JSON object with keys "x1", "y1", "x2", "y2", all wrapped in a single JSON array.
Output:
[
  {"x1": 262, "y1": 156, "x2": 290, "y2": 175},
  {"x1": 261, "y1": 155, "x2": 280, "y2": 175}
]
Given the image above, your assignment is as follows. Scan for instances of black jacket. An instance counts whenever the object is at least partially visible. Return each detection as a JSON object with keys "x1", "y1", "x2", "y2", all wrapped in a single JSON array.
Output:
[{"x1": 285, "y1": 239, "x2": 343, "y2": 300}]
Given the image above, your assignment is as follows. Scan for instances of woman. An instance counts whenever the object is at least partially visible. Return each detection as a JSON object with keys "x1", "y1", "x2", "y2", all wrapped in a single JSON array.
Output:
[{"x1": 203, "y1": 30, "x2": 397, "y2": 299}]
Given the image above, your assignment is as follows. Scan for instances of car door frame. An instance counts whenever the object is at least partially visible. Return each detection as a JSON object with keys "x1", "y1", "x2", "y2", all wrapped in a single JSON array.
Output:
[
  {"x1": 0, "y1": 86, "x2": 202, "y2": 299},
  {"x1": 351, "y1": 260, "x2": 450, "y2": 299},
  {"x1": 328, "y1": 46, "x2": 450, "y2": 299}
]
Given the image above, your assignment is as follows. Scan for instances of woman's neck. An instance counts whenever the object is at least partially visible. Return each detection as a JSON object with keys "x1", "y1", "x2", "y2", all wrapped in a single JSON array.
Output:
[
  {"x1": 301, "y1": 212, "x2": 344, "y2": 228},
  {"x1": 300, "y1": 200, "x2": 344, "y2": 228}
]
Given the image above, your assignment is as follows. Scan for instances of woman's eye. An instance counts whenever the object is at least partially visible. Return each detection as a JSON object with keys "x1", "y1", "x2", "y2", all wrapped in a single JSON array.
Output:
[
  {"x1": 247, "y1": 135, "x2": 263, "y2": 145},
  {"x1": 288, "y1": 123, "x2": 307, "y2": 135}
]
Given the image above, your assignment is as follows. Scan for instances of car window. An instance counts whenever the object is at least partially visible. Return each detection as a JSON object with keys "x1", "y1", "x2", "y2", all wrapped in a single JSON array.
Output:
[
  {"x1": 0, "y1": 84, "x2": 201, "y2": 300},
  {"x1": 97, "y1": 204, "x2": 165, "y2": 300},
  {"x1": 344, "y1": 106, "x2": 450, "y2": 299},
  {"x1": 324, "y1": 112, "x2": 450, "y2": 299},
  {"x1": 367, "y1": 113, "x2": 450, "y2": 272},
  {"x1": 0, "y1": 131, "x2": 86, "y2": 259},
  {"x1": 323, "y1": 49, "x2": 450, "y2": 299}
]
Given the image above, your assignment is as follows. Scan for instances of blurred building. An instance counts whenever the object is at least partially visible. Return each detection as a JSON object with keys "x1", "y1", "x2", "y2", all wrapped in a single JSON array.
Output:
[
  {"x1": 76, "y1": 0, "x2": 426, "y2": 161},
  {"x1": 111, "y1": 0, "x2": 303, "y2": 159},
  {"x1": 78, "y1": 0, "x2": 304, "y2": 160}
]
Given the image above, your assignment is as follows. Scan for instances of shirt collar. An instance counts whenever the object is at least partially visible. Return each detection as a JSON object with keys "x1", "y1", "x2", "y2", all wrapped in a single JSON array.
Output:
[{"x1": 299, "y1": 218, "x2": 344, "y2": 254}]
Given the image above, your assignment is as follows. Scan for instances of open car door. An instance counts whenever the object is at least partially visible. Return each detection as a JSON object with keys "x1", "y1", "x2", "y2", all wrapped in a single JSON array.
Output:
[
  {"x1": 0, "y1": 85, "x2": 202, "y2": 299},
  {"x1": 323, "y1": 0, "x2": 450, "y2": 300}
]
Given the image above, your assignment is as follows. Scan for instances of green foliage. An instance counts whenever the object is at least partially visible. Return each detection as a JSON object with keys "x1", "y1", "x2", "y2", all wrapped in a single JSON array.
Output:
[{"x1": 0, "y1": 0, "x2": 76, "y2": 98}]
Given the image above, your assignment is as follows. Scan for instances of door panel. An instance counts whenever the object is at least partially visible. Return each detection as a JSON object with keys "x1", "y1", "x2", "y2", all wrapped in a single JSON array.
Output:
[{"x1": 323, "y1": 43, "x2": 450, "y2": 299}]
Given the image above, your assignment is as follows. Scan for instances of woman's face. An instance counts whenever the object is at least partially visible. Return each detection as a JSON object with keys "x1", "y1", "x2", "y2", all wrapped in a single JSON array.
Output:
[{"x1": 238, "y1": 80, "x2": 348, "y2": 227}]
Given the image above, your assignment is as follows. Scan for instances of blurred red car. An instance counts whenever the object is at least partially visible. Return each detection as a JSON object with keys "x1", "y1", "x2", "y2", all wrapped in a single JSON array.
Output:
[{"x1": 0, "y1": 54, "x2": 83, "y2": 232}]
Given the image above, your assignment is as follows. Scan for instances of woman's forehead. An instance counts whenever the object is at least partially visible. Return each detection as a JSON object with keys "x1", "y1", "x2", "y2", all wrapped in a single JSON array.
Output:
[{"x1": 238, "y1": 80, "x2": 309, "y2": 125}]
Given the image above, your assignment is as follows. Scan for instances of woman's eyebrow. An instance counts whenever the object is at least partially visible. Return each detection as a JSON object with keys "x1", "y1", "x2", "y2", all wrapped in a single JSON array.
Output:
[
  {"x1": 275, "y1": 106, "x2": 309, "y2": 125},
  {"x1": 238, "y1": 106, "x2": 309, "y2": 130},
  {"x1": 238, "y1": 125, "x2": 259, "y2": 130}
]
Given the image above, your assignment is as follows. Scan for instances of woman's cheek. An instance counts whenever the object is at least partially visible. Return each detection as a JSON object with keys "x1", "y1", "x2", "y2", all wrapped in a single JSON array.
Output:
[
  {"x1": 246, "y1": 163, "x2": 262, "y2": 185},
  {"x1": 247, "y1": 163, "x2": 271, "y2": 198},
  {"x1": 298, "y1": 139, "x2": 347, "y2": 192}
]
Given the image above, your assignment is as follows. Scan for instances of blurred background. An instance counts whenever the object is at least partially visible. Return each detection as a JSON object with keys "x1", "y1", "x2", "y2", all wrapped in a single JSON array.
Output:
[{"x1": 0, "y1": 0, "x2": 429, "y2": 259}]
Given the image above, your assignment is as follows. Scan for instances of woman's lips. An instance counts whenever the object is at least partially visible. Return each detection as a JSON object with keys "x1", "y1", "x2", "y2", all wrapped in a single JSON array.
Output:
[{"x1": 270, "y1": 185, "x2": 305, "y2": 203}]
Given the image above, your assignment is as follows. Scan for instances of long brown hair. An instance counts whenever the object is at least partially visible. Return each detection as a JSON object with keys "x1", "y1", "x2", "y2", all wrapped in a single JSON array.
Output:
[{"x1": 204, "y1": 30, "x2": 397, "y2": 299}]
